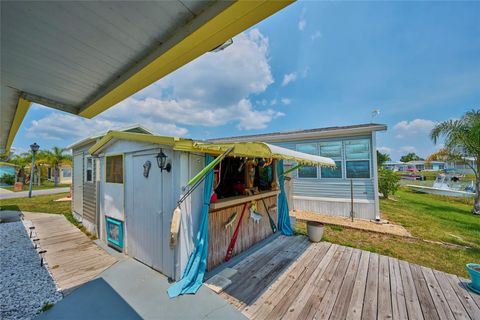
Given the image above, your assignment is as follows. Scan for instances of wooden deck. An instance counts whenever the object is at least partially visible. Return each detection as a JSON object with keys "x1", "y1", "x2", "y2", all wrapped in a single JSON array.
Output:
[
  {"x1": 219, "y1": 235, "x2": 480, "y2": 320},
  {"x1": 23, "y1": 212, "x2": 117, "y2": 292}
]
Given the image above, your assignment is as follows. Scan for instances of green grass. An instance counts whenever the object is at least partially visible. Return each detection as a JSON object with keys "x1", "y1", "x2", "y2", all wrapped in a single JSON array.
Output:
[
  {"x1": 2, "y1": 181, "x2": 70, "y2": 192},
  {"x1": 0, "y1": 193, "x2": 95, "y2": 239},
  {"x1": 296, "y1": 188, "x2": 480, "y2": 277}
]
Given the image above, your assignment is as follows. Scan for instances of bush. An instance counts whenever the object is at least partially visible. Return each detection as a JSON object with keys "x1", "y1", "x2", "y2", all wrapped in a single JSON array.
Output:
[
  {"x1": 0, "y1": 173, "x2": 15, "y2": 185},
  {"x1": 378, "y1": 168, "x2": 400, "y2": 199}
]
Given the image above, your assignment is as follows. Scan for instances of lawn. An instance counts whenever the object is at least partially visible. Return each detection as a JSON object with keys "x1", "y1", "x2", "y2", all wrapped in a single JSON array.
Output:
[
  {"x1": 1, "y1": 181, "x2": 70, "y2": 192},
  {"x1": 296, "y1": 188, "x2": 480, "y2": 277},
  {"x1": 0, "y1": 192, "x2": 95, "y2": 238}
]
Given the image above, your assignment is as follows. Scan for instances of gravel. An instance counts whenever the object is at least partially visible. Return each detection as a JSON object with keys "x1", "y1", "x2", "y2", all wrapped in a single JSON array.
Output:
[{"x1": 0, "y1": 221, "x2": 62, "y2": 320}]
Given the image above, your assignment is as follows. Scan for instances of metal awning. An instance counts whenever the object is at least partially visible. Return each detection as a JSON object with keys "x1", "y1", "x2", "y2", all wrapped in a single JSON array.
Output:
[
  {"x1": 88, "y1": 131, "x2": 335, "y2": 167},
  {"x1": 0, "y1": 1, "x2": 294, "y2": 154}
]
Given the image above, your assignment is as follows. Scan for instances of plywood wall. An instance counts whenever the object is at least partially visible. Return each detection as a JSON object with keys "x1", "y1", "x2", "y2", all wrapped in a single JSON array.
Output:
[{"x1": 207, "y1": 195, "x2": 278, "y2": 271}]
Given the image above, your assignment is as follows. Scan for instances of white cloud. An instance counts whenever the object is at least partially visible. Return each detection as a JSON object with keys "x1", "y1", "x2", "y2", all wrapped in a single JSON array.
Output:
[
  {"x1": 394, "y1": 119, "x2": 435, "y2": 138},
  {"x1": 282, "y1": 73, "x2": 298, "y2": 86},
  {"x1": 298, "y1": 7, "x2": 307, "y2": 31},
  {"x1": 25, "y1": 111, "x2": 188, "y2": 141},
  {"x1": 298, "y1": 19, "x2": 306, "y2": 31},
  {"x1": 311, "y1": 31, "x2": 322, "y2": 41},
  {"x1": 377, "y1": 146, "x2": 392, "y2": 154},
  {"x1": 25, "y1": 29, "x2": 281, "y2": 140},
  {"x1": 400, "y1": 145, "x2": 417, "y2": 153},
  {"x1": 281, "y1": 98, "x2": 292, "y2": 105}
]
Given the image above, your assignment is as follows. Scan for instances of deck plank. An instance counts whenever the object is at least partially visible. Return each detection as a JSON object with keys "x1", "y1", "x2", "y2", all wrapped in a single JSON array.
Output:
[
  {"x1": 378, "y1": 255, "x2": 393, "y2": 320},
  {"x1": 410, "y1": 264, "x2": 440, "y2": 320},
  {"x1": 263, "y1": 245, "x2": 343, "y2": 320},
  {"x1": 345, "y1": 250, "x2": 370, "y2": 320},
  {"x1": 245, "y1": 242, "x2": 330, "y2": 319},
  {"x1": 390, "y1": 257, "x2": 408, "y2": 320},
  {"x1": 432, "y1": 270, "x2": 470, "y2": 320},
  {"x1": 361, "y1": 252, "x2": 379, "y2": 320},
  {"x1": 399, "y1": 260, "x2": 424, "y2": 320},
  {"x1": 329, "y1": 249, "x2": 362, "y2": 320},
  {"x1": 278, "y1": 244, "x2": 338, "y2": 320},
  {"x1": 445, "y1": 275, "x2": 480, "y2": 319},
  {"x1": 421, "y1": 267, "x2": 455, "y2": 320},
  {"x1": 22, "y1": 212, "x2": 116, "y2": 291},
  {"x1": 217, "y1": 236, "x2": 478, "y2": 320}
]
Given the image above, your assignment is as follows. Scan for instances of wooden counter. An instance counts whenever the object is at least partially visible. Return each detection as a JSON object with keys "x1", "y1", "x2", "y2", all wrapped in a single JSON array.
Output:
[{"x1": 207, "y1": 193, "x2": 278, "y2": 271}]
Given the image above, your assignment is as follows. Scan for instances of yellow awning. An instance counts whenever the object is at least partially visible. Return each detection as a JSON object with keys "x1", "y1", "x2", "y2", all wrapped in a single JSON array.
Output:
[{"x1": 89, "y1": 131, "x2": 335, "y2": 167}]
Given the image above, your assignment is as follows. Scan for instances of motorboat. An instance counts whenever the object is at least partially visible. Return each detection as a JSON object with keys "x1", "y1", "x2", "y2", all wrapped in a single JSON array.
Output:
[{"x1": 407, "y1": 174, "x2": 476, "y2": 198}]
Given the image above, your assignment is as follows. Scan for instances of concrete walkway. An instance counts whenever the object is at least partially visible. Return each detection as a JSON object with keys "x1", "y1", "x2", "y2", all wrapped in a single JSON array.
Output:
[
  {"x1": 36, "y1": 258, "x2": 246, "y2": 320},
  {"x1": 0, "y1": 187, "x2": 69, "y2": 199}
]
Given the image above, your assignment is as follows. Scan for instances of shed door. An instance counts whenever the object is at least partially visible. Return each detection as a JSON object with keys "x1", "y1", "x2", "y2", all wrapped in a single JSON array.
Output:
[
  {"x1": 73, "y1": 153, "x2": 83, "y2": 216},
  {"x1": 128, "y1": 154, "x2": 164, "y2": 271}
]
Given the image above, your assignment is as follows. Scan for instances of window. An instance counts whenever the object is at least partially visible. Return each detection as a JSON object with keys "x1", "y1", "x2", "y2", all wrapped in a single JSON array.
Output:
[
  {"x1": 62, "y1": 168, "x2": 72, "y2": 178},
  {"x1": 296, "y1": 143, "x2": 318, "y2": 178},
  {"x1": 106, "y1": 155, "x2": 123, "y2": 183},
  {"x1": 345, "y1": 139, "x2": 370, "y2": 178},
  {"x1": 85, "y1": 157, "x2": 93, "y2": 182},
  {"x1": 320, "y1": 142, "x2": 342, "y2": 178}
]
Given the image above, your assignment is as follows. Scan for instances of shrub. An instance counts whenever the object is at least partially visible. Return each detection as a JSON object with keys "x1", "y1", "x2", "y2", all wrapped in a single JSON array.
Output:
[
  {"x1": 378, "y1": 168, "x2": 400, "y2": 199},
  {"x1": 0, "y1": 173, "x2": 15, "y2": 185}
]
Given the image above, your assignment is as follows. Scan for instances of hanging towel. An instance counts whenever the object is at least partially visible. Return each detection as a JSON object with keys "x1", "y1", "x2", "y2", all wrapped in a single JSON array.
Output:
[
  {"x1": 277, "y1": 160, "x2": 294, "y2": 236},
  {"x1": 168, "y1": 155, "x2": 214, "y2": 297}
]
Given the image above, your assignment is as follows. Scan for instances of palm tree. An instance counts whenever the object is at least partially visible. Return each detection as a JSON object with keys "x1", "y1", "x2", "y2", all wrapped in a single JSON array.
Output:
[
  {"x1": 430, "y1": 109, "x2": 480, "y2": 214},
  {"x1": 41, "y1": 147, "x2": 72, "y2": 187}
]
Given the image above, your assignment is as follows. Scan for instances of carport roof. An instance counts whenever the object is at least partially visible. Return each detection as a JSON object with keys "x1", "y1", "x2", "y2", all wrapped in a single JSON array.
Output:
[{"x1": 1, "y1": 0, "x2": 294, "y2": 154}]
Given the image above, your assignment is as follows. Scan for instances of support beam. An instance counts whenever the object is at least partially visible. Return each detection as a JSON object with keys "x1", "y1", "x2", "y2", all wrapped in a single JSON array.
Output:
[
  {"x1": 3, "y1": 97, "x2": 31, "y2": 155},
  {"x1": 79, "y1": 0, "x2": 294, "y2": 118}
]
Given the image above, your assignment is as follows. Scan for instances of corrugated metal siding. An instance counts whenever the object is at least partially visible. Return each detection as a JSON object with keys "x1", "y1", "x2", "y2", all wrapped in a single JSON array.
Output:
[
  {"x1": 292, "y1": 179, "x2": 374, "y2": 200},
  {"x1": 82, "y1": 182, "x2": 96, "y2": 224}
]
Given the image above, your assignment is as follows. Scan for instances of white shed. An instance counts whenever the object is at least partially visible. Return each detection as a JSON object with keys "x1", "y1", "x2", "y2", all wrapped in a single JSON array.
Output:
[{"x1": 87, "y1": 131, "x2": 335, "y2": 285}]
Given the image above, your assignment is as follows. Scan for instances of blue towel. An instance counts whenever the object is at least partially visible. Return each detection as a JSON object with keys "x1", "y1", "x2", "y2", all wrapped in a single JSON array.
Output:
[
  {"x1": 277, "y1": 160, "x2": 294, "y2": 236},
  {"x1": 168, "y1": 155, "x2": 214, "y2": 297}
]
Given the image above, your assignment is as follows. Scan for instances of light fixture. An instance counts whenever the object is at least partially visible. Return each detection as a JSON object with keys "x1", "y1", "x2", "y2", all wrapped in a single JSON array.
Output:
[
  {"x1": 210, "y1": 38, "x2": 233, "y2": 52},
  {"x1": 30, "y1": 142, "x2": 40, "y2": 153},
  {"x1": 156, "y1": 149, "x2": 171, "y2": 172}
]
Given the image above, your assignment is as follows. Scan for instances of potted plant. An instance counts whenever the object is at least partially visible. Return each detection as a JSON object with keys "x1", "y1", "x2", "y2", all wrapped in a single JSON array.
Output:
[
  {"x1": 466, "y1": 263, "x2": 480, "y2": 294},
  {"x1": 306, "y1": 221, "x2": 324, "y2": 243}
]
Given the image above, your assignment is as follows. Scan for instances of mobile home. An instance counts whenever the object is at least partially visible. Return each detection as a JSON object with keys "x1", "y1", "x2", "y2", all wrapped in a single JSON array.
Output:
[{"x1": 73, "y1": 130, "x2": 333, "y2": 282}]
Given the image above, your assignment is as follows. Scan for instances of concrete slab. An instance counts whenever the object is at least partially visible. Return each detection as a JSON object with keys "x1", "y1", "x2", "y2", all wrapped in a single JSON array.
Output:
[
  {"x1": 36, "y1": 258, "x2": 246, "y2": 320},
  {"x1": 0, "y1": 210, "x2": 21, "y2": 223}
]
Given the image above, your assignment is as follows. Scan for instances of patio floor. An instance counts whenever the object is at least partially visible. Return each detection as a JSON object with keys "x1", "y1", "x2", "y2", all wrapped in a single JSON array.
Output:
[{"x1": 218, "y1": 235, "x2": 480, "y2": 319}]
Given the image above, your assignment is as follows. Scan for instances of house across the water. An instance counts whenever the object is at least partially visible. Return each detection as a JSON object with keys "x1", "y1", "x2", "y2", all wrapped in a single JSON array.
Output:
[{"x1": 212, "y1": 123, "x2": 387, "y2": 221}]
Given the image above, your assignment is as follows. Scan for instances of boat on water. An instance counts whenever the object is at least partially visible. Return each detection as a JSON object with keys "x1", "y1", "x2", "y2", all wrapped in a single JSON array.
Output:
[{"x1": 407, "y1": 174, "x2": 476, "y2": 198}]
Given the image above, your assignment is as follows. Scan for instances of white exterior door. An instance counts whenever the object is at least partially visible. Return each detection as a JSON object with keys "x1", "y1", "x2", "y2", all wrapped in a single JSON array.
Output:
[
  {"x1": 127, "y1": 154, "x2": 164, "y2": 271},
  {"x1": 73, "y1": 153, "x2": 83, "y2": 216}
]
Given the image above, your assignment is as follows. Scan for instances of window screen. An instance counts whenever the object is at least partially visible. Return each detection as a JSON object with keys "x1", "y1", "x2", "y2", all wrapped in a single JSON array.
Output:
[
  {"x1": 320, "y1": 142, "x2": 342, "y2": 178},
  {"x1": 106, "y1": 155, "x2": 123, "y2": 183},
  {"x1": 85, "y1": 157, "x2": 93, "y2": 182},
  {"x1": 345, "y1": 139, "x2": 370, "y2": 178},
  {"x1": 296, "y1": 143, "x2": 317, "y2": 178}
]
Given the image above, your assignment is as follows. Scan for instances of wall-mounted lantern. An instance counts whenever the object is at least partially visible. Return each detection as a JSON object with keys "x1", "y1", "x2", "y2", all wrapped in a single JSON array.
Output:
[{"x1": 156, "y1": 148, "x2": 171, "y2": 172}]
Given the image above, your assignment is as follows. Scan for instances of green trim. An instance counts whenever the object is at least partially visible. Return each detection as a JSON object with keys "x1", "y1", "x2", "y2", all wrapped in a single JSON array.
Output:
[{"x1": 282, "y1": 164, "x2": 303, "y2": 176}]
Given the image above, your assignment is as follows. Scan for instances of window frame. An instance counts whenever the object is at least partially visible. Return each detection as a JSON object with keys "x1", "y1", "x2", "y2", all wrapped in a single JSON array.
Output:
[
  {"x1": 319, "y1": 141, "x2": 343, "y2": 179},
  {"x1": 105, "y1": 154, "x2": 124, "y2": 184},
  {"x1": 295, "y1": 143, "x2": 319, "y2": 179},
  {"x1": 85, "y1": 156, "x2": 94, "y2": 183},
  {"x1": 344, "y1": 139, "x2": 371, "y2": 179}
]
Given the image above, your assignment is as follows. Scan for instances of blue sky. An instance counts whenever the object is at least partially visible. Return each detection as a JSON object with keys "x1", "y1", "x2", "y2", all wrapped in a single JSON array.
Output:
[{"x1": 12, "y1": 1, "x2": 480, "y2": 160}]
